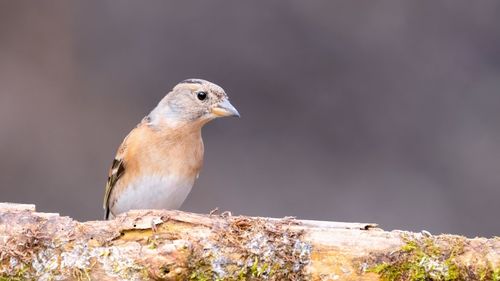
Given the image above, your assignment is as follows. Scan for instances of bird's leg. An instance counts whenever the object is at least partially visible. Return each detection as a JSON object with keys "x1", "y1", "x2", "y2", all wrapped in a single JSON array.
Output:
[{"x1": 151, "y1": 218, "x2": 158, "y2": 233}]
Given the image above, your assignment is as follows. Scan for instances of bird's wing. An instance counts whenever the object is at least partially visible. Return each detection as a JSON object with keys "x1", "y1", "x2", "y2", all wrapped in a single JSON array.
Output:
[
  {"x1": 103, "y1": 120, "x2": 152, "y2": 220},
  {"x1": 103, "y1": 144, "x2": 127, "y2": 220}
]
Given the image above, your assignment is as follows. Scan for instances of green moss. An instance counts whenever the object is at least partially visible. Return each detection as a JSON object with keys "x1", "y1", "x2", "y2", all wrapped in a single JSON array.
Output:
[
  {"x1": 190, "y1": 270, "x2": 211, "y2": 281},
  {"x1": 493, "y1": 268, "x2": 500, "y2": 281},
  {"x1": 146, "y1": 235, "x2": 159, "y2": 249},
  {"x1": 476, "y1": 262, "x2": 500, "y2": 281},
  {"x1": 366, "y1": 235, "x2": 500, "y2": 281},
  {"x1": 188, "y1": 258, "x2": 213, "y2": 281},
  {"x1": 370, "y1": 263, "x2": 402, "y2": 280},
  {"x1": 368, "y1": 236, "x2": 466, "y2": 281},
  {"x1": 0, "y1": 262, "x2": 32, "y2": 281},
  {"x1": 0, "y1": 277, "x2": 26, "y2": 281}
]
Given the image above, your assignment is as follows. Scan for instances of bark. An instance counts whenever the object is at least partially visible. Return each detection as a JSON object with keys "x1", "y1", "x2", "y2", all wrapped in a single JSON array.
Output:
[{"x1": 0, "y1": 202, "x2": 498, "y2": 281}]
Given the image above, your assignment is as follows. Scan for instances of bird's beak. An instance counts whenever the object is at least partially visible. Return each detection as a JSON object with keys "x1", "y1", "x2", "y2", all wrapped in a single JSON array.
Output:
[{"x1": 212, "y1": 99, "x2": 240, "y2": 117}]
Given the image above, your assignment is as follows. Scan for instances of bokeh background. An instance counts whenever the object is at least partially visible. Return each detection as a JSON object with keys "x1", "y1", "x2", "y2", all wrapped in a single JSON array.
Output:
[{"x1": 1, "y1": 1, "x2": 499, "y2": 237}]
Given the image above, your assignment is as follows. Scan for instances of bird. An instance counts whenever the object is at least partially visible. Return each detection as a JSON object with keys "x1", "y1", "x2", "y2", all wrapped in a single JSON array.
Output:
[{"x1": 103, "y1": 79, "x2": 239, "y2": 219}]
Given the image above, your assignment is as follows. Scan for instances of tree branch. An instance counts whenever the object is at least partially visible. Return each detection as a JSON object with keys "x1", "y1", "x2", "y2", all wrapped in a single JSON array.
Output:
[{"x1": 0, "y1": 203, "x2": 498, "y2": 280}]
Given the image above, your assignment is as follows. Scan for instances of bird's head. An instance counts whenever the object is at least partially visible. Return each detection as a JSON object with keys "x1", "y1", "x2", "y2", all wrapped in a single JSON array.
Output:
[{"x1": 149, "y1": 79, "x2": 240, "y2": 127}]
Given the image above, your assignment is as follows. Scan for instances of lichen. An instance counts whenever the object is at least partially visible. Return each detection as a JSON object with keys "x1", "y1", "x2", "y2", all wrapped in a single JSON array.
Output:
[
  {"x1": 185, "y1": 216, "x2": 311, "y2": 280},
  {"x1": 0, "y1": 230, "x2": 149, "y2": 281},
  {"x1": 0, "y1": 222, "x2": 53, "y2": 280}
]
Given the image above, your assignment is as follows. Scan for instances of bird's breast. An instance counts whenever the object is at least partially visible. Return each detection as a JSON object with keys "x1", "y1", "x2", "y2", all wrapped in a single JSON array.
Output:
[
  {"x1": 111, "y1": 126, "x2": 204, "y2": 216},
  {"x1": 138, "y1": 130, "x2": 204, "y2": 179},
  {"x1": 113, "y1": 174, "x2": 195, "y2": 214}
]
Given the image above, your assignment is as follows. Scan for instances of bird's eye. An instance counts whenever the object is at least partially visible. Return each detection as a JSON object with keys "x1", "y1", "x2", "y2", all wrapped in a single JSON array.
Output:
[{"x1": 197, "y1": 92, "x2": 207, "y2": 101}]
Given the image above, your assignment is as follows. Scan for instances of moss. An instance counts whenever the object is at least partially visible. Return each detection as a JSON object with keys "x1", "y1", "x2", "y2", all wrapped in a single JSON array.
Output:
[
  {"x1": 365, "y1": 234, "x2": 500, "y2": 281},
  {"x1": 0, "y1": 264, "x2": 32, "y2": 281},
  {"x1": 147, "y1": 235, "x2": 159, "y2": 249},
  {"x1": 367, "y1": 235, "x2": 473, "y2": 281},
  {"x1": 190, "y1": 270, "x2": 211, "y2": 281},
  {"x1": 188, "y1": 257, "x2": 213, "y2": 281},
  {"x1": 493, "y1": 268, "x2": 500, "y2": 281},
  {"x1": 0, "y1": 277, "x2": 26, "y2": 281},
  {"x1": 476, "y1": 262, "x2": 500, "y2": 281}
]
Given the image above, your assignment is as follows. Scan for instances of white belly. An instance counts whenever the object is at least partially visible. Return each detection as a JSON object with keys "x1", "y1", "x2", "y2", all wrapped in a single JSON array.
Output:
[{"x1": 112, "y1": 175, "x2": 194, "y2": 215}]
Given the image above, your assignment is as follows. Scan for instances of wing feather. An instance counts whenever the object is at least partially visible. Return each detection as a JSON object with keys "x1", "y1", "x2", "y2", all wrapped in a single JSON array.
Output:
[{"x1": 103, "y1": 150, "x2": 126, "y2": 220}]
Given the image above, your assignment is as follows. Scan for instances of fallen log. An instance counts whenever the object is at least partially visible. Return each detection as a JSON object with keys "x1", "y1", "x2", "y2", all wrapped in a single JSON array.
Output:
[{"x1": 0, "y1": 203, "x2": 498, "y2": 280}]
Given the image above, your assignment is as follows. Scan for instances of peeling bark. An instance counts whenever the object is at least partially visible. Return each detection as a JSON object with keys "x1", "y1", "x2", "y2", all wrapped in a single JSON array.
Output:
[{"x1": 0, "y1": 203, "x2": 498, "y2": 280}]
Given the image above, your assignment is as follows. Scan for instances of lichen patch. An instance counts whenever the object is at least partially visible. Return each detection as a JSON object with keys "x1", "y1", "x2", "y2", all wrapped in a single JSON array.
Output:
[{"x1": 186, "y1": 215, "x2": 311, "y2": 280}]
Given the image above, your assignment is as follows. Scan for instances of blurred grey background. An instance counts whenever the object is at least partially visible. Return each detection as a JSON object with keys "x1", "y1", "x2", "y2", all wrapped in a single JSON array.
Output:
[{"x1": 0, "y1": 1, "x2": 499, "y2": 237}]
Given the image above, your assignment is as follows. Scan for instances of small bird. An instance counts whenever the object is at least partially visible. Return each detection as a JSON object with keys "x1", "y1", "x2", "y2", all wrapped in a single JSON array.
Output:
[{"x1": 103, "y1": 79, "x2": 239, "y2": 219}]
